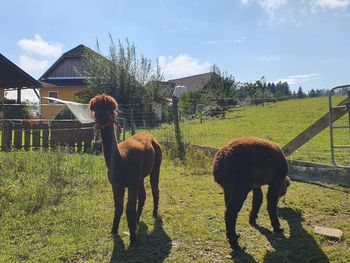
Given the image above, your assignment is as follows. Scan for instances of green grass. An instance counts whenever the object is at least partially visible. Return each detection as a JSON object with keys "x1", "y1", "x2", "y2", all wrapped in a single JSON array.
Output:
[
  {"x1": 0, "y1": 149, "x2": 349, "y2": 262},
  {"x1": 150, "y1": 96, "x2": 349, "y2": 165}
]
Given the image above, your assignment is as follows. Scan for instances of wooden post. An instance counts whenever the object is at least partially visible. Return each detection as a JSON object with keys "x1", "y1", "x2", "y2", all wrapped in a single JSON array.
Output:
[
  {"x1": 24, "y1": 122, "x2": 31, "y2": 151},
  {"x1": 32, "y1": 123, "x2": 41, "y2": 150},
  {"x1": 348, "y1": 91, "x2": 350, "y2": 139},
  {"x1": 76, "y1": 123, "x2": 83, "y2": 153},
  {"x1": 17, "y1": 88, "x2": 21, "y2": 104},
  {"x1": 14, "y1": 123, "x2": 22, "y2": 150},
  {"x1": 130, "y1": 107, "x2": 135, "y2": 135},
  {"x1": 2, "y1": 121, "x2": 12, "y2": 151},
  {"x1": 42, "y1": 123, "x2": 49, "y2": 150},
  {"x1": 172, "y1": 96, "x2": 185, "y2": 161},
  {"x1": 83, "y1": 124, "x2": 94, "y2": 153}
]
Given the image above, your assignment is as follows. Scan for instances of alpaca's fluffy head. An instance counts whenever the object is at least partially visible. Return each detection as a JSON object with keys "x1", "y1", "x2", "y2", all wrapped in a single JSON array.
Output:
[{"x1": 89, "y1": 94, "x2": 118, "y2": 126}]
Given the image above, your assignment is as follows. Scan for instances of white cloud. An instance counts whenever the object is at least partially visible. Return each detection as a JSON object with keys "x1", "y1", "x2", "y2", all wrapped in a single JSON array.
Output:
[
  {"x1": 159, "y1": 54, "x2": 211, "y2": 79},
  {"x1": 207, "y1": 37, "x2": 247, "y2": 45},
  {"x1": 240, "y1": 0, "x2": 250, "y2": 5},
  {"x1": 17, "y1": 34, "x2": 63, "y2": 57},
  {"x1": 311, "y1": 0, "x2": 349, "y2": 9},
  {"x1": 277, "y1": 73, "x2": 320, "y2": 84},
  {"x1": 162, "y1": 25, "x2": 190, "y2": 33},
  {"x1": 258, "y1": 0, "x2": 287, "y2": 17},
  {"x1": 19, "y1": 55, "x2": 48, "y2": 75},
  {"x1": 257, "y1": 55, "x2": 281, "y2": 62}
]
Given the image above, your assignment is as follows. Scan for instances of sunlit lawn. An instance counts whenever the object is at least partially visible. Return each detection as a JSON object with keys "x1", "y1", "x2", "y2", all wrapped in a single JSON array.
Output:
[{"x1": 0, "y1": 150, "x2": 349, "y2": 262}]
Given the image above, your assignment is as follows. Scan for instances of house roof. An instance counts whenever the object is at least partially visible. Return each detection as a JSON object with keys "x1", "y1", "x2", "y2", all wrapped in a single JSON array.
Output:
[
  {"x1": 168, "y1": 72, "x2": 212, "y2": 93},
  {"x1": 40, "y1": 79, "x2": 86, "y2": 87},
  {"x1": 39, "y1": 44, "x2": 100, "y2": 80},
  {"x1": 0, "y1": 53, "x2": 40, "y2": 89}
]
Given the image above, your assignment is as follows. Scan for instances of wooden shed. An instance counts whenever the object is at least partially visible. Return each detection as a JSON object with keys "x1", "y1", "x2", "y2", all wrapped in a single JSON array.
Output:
[{"x1": 0, "y1": 53, "x2": 40, "y2": 104}]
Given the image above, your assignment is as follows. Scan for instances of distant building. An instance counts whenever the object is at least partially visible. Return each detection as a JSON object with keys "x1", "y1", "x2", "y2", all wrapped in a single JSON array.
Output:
[
  {"x1": 172, "y1": 85, "x2": 188, "y2": 98},
  {"x1": 168, "y1": 72, "x2": 211, "y2": 96},
  {"x1": 39, "y1": 44, "x2": 98, "y2": 119}
]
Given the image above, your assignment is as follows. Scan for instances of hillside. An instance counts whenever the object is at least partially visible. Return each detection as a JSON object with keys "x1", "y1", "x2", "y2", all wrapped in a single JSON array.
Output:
[{"x1": 151, "y1": 96, "x2": 349, "y2": 165}]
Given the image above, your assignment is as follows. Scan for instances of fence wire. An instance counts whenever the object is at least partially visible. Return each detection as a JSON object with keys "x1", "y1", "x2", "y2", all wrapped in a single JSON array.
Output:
[{"x1": 1, "y1": 95, "x2": 349, "y2": 166}]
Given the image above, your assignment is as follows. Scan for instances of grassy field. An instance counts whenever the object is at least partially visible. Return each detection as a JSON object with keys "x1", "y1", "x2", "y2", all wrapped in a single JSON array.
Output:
[
  {"x1": 0, "y1": 149, "x2": 349, "y2": 262},
  {"x1": 150, "y1": 96, "x2": 349, "y2": 165}
]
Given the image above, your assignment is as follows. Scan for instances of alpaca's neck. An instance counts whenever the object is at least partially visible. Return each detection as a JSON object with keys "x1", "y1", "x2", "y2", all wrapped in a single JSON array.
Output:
[{"x1": 100, "y1": 124, "x2": 120, "y2": 169}]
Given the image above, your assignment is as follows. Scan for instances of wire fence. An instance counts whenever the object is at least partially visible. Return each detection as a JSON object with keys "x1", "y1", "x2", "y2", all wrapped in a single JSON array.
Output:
[{"x1": 0, "y1": 93, "x2": 349, "y2": 166}]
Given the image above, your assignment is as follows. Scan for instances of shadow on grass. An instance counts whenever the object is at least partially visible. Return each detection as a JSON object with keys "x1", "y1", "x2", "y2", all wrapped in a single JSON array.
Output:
[
  {"x1": 110, "y1": 218, "x2": 172, "y2": 263},
  {"x1": 254, "y1": 207, "x2": 329, "y2": 263},
  {"x1": 231, "y1": 249, "x2": 258, "y2": 263}
]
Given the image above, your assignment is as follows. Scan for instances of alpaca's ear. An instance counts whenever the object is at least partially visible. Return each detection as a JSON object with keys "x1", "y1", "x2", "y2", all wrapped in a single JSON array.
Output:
[{"x1": 89, "y1": 98, "x2": 96, "y2": 111}]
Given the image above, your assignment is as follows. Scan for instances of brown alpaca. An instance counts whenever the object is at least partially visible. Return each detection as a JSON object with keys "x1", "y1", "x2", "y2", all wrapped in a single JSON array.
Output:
[
  {"x1": 89, "y1": 94, "x2": 162, "y2": 246},
  {"x1": 213, "y1": 137, "x2": 290, "y2": 250}
]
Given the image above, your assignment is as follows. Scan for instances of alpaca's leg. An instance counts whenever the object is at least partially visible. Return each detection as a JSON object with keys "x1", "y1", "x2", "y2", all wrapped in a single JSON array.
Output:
[
  {"x1": 150, "y1": 166, "x2": 160, "y2": 218},
  {"x1": 126, "y1": 186, "x2": 138, "y2": 246},
  {"x1": 111, "y1": 186, "x2": 125, "y2": 235},
  {"x1": 137, "y1": 180, "x2": 146, "y2": 223},
  {"x1": 249, "y1": 187, "x2": 263, "y2": 226},
  {"x1": 267, "y1": 182, "x2": 283, "y2": 233},
  {"x1": 224, "y1": 188, "x2": 248, "y2": 250}
]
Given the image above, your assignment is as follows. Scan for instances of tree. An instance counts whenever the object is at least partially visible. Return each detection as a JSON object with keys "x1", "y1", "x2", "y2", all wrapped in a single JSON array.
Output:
[
  {"x1": 144, "y1": 59, "x2": 168, "y2": 103},
  {"x1": 202, "y1": 65, "x2": 238, "y2": 107},
  {"x1": 79, "y1": 35, "x2": 155, "y2": 106},
  {"x1": 179, "y1": 91, "x2": 202, "y2": 115},
  {"x1": 275, "y1": 81, "x2": 291, "y2": 97},
  {"x1": 297, "y1": 86, "x2": 306, "y2": 98}
]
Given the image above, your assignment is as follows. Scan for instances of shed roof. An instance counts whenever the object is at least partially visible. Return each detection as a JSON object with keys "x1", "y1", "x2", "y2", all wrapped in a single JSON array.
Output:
[
  {"x1": 168, "y1": 72, "x2": 211, "y2": 93},
  {"x1": 0, "y1": 53, "x2": 41, "y2": 90}
]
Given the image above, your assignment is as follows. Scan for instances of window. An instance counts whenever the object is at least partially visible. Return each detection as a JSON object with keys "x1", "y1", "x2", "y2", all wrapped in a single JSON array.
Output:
[{"x1": 48, "y1": 91, "x2": 58, "y2": 104}]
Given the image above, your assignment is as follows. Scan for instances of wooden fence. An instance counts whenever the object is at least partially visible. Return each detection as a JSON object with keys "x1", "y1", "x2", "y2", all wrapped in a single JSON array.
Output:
[{"x1": 0, "y1": 120, "x2": 95, "y2": 152}]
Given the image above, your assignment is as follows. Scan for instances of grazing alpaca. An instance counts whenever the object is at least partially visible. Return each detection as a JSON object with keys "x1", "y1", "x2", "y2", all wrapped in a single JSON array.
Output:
[
  {"x1": 89, "y1": 94, "x2": 162, "y2": 246},
  {"x1": 213, "y1": 137, "x2": 290, "y2": 250}
]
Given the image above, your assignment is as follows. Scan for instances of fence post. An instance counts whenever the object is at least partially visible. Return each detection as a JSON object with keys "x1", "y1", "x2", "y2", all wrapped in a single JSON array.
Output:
[
  {"x1": 172, "y1": 96, "x2": 185, "y2": 161},
  {"x1": 130, "y1": 107, "x2": 136, "y2": 135},
  {"x1": 348, "y1": 91, "x2": 350, "y2": 139}
]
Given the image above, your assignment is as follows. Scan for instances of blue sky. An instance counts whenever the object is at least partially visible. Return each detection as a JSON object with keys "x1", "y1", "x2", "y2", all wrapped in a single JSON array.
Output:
[{"x1": 1, "y1": 0, "x2": 350, "y2": 100}]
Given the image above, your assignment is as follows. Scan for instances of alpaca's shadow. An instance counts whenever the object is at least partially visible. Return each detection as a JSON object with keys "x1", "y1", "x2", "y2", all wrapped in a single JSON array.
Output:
[
  {"x1": 110, "y1": 218, "x2": 172, "y2": 263},
  {"x1": 231, "y1": 249, "x2": 259, "y2": 263},
  {"x1": 254, "y1": 207, "x2": 329, "y2": 262}
]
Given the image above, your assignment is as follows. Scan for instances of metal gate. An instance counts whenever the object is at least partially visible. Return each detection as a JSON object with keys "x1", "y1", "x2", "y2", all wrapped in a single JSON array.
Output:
[{"x1": 329, "y1": 85, "x2": 350, "y2": 168}]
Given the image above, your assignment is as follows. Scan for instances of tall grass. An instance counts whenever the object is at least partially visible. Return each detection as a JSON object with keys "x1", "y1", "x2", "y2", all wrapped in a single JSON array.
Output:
[
  {"x1": 0, "y1": 149, "x2": 349, "y2": 262},
  {"x1": 0, "y1": 149, "x2": 105, "y2": 216}
]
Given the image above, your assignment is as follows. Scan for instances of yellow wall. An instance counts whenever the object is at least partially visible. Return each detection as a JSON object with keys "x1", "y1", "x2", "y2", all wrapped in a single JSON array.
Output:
[{"x1": 40, "y1": 85, "x2": 86, "y2": 119}]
